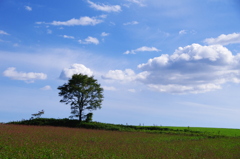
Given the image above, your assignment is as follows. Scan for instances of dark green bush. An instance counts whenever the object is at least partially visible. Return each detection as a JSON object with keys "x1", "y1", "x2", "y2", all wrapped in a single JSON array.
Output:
[{"x1": 85, "y1": 113, "x2": 93, "y2": 122}]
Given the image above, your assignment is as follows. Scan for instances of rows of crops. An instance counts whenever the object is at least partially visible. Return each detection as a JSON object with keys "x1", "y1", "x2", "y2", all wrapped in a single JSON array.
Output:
[{"x1": 1, "y1": 124, "x2": 240, "y2": 158}]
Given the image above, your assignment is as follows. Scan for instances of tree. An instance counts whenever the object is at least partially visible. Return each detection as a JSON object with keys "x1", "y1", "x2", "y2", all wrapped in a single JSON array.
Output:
[
  {"x1": 58, "y1": 74, "x2": 104, "y2": 122},
  {"x1": 31, "y1": 110, "x2": 44, "y2": 119}
]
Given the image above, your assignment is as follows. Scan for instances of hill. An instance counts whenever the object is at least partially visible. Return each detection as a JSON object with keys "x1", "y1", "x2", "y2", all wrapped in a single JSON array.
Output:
[
  {"x1": 1, "y1": 123, "x2": 240, "y2": 158},
  {"x1": 7, "y1": 118, "x2": 240, "y2": 138}
]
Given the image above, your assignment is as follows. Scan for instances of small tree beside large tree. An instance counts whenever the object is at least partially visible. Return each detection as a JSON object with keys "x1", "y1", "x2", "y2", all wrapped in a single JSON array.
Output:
[{"x1": 58, "y1": 74, "x2": 104, "y2": 122}]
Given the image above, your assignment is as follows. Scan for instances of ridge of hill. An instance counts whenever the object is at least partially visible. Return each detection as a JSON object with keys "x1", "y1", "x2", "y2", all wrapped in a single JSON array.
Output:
[{"x1": 7, "y1": 118, "x2": 240, "y2": 138}]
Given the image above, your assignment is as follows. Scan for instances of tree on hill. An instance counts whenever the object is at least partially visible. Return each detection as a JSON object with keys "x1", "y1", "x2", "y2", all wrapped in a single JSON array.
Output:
[
  {"x1": 31, "y1": 110, "x2": 44, "y2": 119},
  {"x1": 58, "y1": 74, "x2": 104, "y2": 122}
]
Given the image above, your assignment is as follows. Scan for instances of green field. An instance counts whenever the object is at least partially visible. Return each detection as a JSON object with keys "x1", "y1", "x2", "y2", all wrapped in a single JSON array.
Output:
[
  {"x1": 7, "y1": 118, "x2": 240, "y2": 138},
  {"x1": 167, "y1": 126, "x2": 240, "y2": 137},
  {"x1": 1, "y1": 122, "x2": 240, "y2": 158}
]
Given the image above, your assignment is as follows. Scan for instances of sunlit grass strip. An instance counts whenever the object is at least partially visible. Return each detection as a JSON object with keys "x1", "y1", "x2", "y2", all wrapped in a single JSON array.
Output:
[
  {"x1": 164, "y1": 126, "x2": 240, "y2": 137},
  {"x1": 1, "y1": 124, "x2": 240, "y2": 158}
]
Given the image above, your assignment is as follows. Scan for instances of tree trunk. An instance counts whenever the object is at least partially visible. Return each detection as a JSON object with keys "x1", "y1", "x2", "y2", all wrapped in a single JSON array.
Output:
[
  {"x1": 79, "y1": 95, "x2": 84, "y2": 122},
  {"x1": 79, "y1": 107, "x2": 82, "y2": 122}
]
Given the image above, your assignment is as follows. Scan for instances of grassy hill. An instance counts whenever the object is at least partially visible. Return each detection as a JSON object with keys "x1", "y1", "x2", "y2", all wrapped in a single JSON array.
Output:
[
  {"x1": 1, "y1": 121, "x2": 240, "y2": 158},
  {"x1": 7, "y1": 118, "x2": 240, "y2": 138}
]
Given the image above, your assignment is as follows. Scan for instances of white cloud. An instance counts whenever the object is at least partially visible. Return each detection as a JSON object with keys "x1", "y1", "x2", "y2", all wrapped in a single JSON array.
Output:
[
  {"x1": 87, "y1": 0, "x2": 121, "y2": 12},
  {"x1": 49, "y1": 16, "x2": 104, "y2": 26},
  {"x1": 126, "y1": 0, "x2": 146, "y2": 7},
  {"x1": 147, "y1": 84, "x2": 221, "y2": 94},
  {"x1": 59, "y1": 64, "x2": 93, "y2": 80},
  {"x1": 123, "y1": 21, "x2": 139, "y2": 25},
  {"x1": 99, "y1": 14, "x2": 107, "y2": 19},
  {"x1": 103, "y1": 86, "x2": 117, "y2": 91},
  {"x1": 79, "y1": 36, "x2": 99, "y2": 45},
  {"x1": 3, "y1": 67, "x2": 47, "y2": 83},
  {"x1": 137, "y1": 43, "x2": 240, "y2": 93},
  {"x1": 41, "y1": 85, "x2": 52, "y2": 91},
  {"x1": 204, "y1": 33, "x2": 240, "y2": 45},
  {"x1": 102, "y1": 69, "x2": 136, "y2": 82},
  {"x1": 0, "y1": 30, "x2": 9, "y2": 35},
  {"x1": 124, "y1": 46, "x2": 160, "y2": 54},
  {"x1": 62, "y1": 35, "x2": 75, "y2": 39},
  {"x1": 25, "y1": 6, "x2": 32, "y2": 11},
  {"x1": 35, "y1": 22, "x2": 45, "y2": 25},
  {"x1": 102, "y1": 68, "x2": 149, "y2": 82},
  {"x1": 179, "y1": 30, "x2": 187, "y2": 35},
  {"x1": 128, "y1": 89, "x2": 136, "y2": 93},
  {"x1": 0, "y1": 47, "x2": 118, "y2": 75},
  {"x1": 101, "y1": 32, "x2": 109, "y2": 37},
  {"x1": 104, "y1": 42, "x2": 240, "y2": 94}
]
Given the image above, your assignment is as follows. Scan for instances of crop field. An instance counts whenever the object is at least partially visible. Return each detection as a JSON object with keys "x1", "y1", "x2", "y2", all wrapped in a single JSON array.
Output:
[{"x1": 1, "y1": 124, "x2": 240, "y2": 158}]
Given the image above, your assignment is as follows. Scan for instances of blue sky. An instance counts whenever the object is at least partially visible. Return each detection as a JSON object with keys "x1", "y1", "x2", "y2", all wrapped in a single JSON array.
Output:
[{"x1": 1, "y1": 0, "x2": 240, "y2": 128}]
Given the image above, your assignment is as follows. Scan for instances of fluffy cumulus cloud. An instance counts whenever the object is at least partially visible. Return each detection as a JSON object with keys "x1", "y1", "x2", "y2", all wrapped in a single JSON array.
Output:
[
  {"x1": 79, "y1": 36, "x2": 99, "y2": 45},
  {"x1": 87, "y1": 0, "x2": 121, "y2": 12},
  {"x1": 102, "y1": 69, "x2": 136, "y2": 82},
  {"x1": 102, "y1": 69, "x2": 149, "y2": 82},
  {"x1": 59, "y1": 64, "x2": 93, "y2": 80},
  {"x1": 138, "y1": 44, "x2": 240, "y2": 93},
  {"x1": 103, "y1": 43, "x2": 240, "y2": 94},
  {"x1": 204, "y1": 33, "x2": 240, "y2": 45},
  {"x1": 49, "y1": 16, "x2": 104, "y2": 26},
  {"x1": 3, "y1": 67, "x2": 47, "y2": 83},
  {"x1": 124, "y1": 46, "x2": 160, "y2": 54}
]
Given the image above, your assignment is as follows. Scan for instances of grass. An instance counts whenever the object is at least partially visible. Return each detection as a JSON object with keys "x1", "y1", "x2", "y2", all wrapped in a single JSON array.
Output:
[
  {"x1": 167, "y1": 127, "x2": 240, "y2": 137},
  {"x1": 2, "y1": 118, "x2": 240, "y2": 158},
  {"x1": 1, "y1": 124, "x2": 240, "y2": 158},
  {"x1": 7, "y1": 118, "x2": 240, "y2": 138}
]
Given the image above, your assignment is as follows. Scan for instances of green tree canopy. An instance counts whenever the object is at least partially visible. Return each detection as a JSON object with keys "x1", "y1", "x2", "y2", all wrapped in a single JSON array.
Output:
[{"x1": 58, "y1": 74, "x2": 104, "y2": 122}]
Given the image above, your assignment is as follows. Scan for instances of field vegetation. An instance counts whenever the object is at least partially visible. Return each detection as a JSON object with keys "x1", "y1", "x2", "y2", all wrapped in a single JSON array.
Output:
[
  {"x1": 1, "y1": 119, "x2": 240, "y2": 158},
  {"x1": 8, "y1": 118, "x2": 240, "y2": 138}
]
